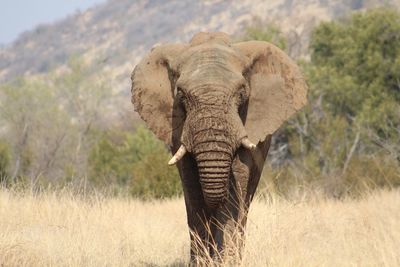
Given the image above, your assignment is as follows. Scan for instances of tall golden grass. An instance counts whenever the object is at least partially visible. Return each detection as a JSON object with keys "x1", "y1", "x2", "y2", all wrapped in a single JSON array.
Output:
[{"x1": 0, "y1": 188, "x2": 399, "y2": 266}]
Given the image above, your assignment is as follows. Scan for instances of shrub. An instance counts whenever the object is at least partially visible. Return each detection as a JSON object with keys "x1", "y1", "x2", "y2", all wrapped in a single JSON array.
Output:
[
  {"x1": 88, "y1": 126, "x2": 181, "y2": 197},
  {"x1": 252, "y1": 9, "x2": 400, "y2": 198}
]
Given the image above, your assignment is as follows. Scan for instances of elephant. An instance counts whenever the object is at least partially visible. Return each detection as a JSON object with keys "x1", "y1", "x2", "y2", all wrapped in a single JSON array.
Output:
[{"x1": 131, "y1": 32, "x2": 307, "y2": 263}]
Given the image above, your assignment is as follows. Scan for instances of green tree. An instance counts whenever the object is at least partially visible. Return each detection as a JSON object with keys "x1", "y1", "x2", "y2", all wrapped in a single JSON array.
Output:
[
  {"x1": 56, "y1": 56, "x2": 112, "y2": 178},
  {"x1": 284, "y1": 8, "x2": 400, "y2": 196},
  {"x1": 255, "y1": 9, "x2": 400, "y2": 198},
  {"x1": 307, "y1": 8, "x2": 400, "y2": 157},
  {"x1": 0, "y1": 56, "x2": 112, "y2": 188},
  {"x1": 309, "y1": 8, "x2": 400, "y2": 138},
  {"x1": 89, "y1": 126, "x2": 181, "y2": 198},
  {"x1": 0, "y1": 78, "x2": 70, "y2": 185}
]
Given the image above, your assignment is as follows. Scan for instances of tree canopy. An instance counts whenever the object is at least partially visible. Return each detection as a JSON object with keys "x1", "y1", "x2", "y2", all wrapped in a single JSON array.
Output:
[{"x1": 260, "y1": 8, "x2": 400, "y2": 197}]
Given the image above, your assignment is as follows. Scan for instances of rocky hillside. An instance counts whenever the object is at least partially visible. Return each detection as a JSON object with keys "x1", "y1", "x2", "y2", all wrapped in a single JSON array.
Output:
[{"x1": 0, "y1": 0, "x2": 398, "y2": 88}]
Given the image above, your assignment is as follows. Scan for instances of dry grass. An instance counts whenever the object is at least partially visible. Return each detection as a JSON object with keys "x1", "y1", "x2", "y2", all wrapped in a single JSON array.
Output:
[{"x1": 0, "y1": 189, "x2": 399, "y2": 266}]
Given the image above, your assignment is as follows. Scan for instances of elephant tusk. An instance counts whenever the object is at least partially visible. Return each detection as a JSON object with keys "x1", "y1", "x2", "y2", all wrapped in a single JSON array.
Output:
[
  {"x1": 241, "y1": 137, "x2": 256, "y2": 150},
  {"x1": 168, "y1": 145, "x2": 187, "y2": 165}
]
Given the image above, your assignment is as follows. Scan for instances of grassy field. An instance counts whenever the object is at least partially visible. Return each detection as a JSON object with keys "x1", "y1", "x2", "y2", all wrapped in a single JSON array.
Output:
[{"x1": 0, "y1": 189, "x2": 399, "y2": 266}]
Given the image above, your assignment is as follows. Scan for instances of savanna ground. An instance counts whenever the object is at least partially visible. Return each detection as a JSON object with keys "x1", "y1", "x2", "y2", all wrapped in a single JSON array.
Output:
[
  {"x1": 0, "y1": 8, "x2": 400, "y2": 267},
  {"x1": 0, "y1": 188, "x2": 399, "y2": 266}
]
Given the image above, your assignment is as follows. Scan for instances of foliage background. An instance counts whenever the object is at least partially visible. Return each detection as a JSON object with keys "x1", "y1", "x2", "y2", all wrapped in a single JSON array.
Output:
[{"x1": 0, "y1": 8, "x2": 399, "y2": 198}]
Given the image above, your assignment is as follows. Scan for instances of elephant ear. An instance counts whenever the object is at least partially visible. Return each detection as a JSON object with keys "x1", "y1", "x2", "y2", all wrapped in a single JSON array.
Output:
[
  {"x1": 131, "y1": 44, "x2": 188, "y2": 146},
  {"x1": 234, "y1": 41, "x2": 308, "y2": 143}
]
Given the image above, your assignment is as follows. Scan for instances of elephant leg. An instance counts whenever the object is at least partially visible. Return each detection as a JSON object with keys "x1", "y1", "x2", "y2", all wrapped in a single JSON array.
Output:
[
  {"x1": 243, "y1": 137, "x2": 271, "y2": 210},
  {"x1": 187, "y1": 205, "x2": 212, "y2": 262},
  {"x1": 216, "y1": 152, "x2": 250, "y2": 260},
  {"x1": 210, "y1": 138, "x2": 272, "y2": 261},
  {"x1": 177, "y1": 154, "x2": 212, "y2": 262},
  {"x1": 231, "y1": 137, "x2": 271, "y2": 236},
  {"x1": 207, "y1": 173, "x2": 248, "y2": 263}
]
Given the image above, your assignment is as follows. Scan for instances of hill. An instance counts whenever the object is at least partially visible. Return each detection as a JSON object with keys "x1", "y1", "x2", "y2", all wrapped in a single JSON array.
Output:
[{"x1": 1, "y1": 0, "x2": 399, "y2": 90}]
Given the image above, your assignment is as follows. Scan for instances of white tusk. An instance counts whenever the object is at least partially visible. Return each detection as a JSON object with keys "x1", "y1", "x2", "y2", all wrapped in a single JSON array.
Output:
[
  {"x1": 168, "y1": 145, "x2": 187, "y2": 165},
  {"x1": 241, "y1": 137, "x2": 256, "y2": 150}
]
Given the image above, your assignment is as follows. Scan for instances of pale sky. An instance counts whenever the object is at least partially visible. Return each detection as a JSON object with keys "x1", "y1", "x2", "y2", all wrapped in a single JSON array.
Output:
[{"x1": 0, "y1": 0, "x2": 107, "y2": 45}]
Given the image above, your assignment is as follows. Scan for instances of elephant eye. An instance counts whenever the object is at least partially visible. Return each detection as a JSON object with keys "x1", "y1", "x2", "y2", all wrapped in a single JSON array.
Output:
[
  {"x1": 176, "y1": 87, "x2": 185, "y2": 99},
  {"x1": 176, "y1": 87, "x2": 189, "y2": 112},
  {"x1": 238, "y1": 85, "x2": 249, "y2": 103}
]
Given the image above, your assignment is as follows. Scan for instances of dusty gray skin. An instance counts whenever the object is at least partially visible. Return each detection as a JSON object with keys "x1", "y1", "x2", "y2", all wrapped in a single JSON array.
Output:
[{"x1": 131, "y1": 32, "x2": 307, "y2": 262}]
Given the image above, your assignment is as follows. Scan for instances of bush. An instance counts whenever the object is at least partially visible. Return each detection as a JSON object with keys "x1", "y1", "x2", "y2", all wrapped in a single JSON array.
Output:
[
  {"x1": 297, "y1": 8, "x2": 400, "y2": 178},
  {"x1": 88, "y1": 126, "x2": 181, "y2": 198},
  {"x1": 252, "y1": 8, "x2": 400, "y2": 198},
  {"x1": 130, "y1": 141, "x2": 181, "y2": 198}
]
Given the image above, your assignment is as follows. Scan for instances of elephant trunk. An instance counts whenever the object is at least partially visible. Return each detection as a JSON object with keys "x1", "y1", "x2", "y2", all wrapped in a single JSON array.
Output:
[
  {"x1": 173, "y1": 90, "x2": 254, "y2": 209},
  {"x1": 192, "y1": 120, "x2": 234, "y2": 210}
]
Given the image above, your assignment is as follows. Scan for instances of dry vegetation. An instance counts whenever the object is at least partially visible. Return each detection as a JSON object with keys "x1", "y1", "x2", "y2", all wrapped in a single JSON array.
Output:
[{"x1": 0, "y1": 188, "x2": 399, "y2": 266}]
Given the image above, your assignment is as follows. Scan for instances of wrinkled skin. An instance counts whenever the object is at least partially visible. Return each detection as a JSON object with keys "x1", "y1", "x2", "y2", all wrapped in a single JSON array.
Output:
[{"x1": 131, "y1": 32, "x2": 307, "y2": 263}]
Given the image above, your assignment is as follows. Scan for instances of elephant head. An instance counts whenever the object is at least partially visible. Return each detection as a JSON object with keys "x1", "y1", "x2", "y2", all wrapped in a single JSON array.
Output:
[{"x1": 131, "y1": 32, "x2": 307, "y2": 210}]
